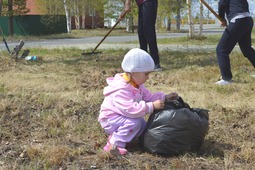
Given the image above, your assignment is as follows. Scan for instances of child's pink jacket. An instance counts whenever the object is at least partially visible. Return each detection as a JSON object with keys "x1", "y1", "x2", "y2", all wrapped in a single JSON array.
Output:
[{"x1": 98, "y1": 73, "x2": 165, "y2": 121}]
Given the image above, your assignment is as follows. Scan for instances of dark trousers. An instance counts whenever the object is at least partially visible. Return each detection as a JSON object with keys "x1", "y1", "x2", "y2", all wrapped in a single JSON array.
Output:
[
  {"x1": 138, "y1": 0, "x2": 159, "y2": 65},
  {"x1": 216, "y1": 17, "x2": 255, "y2": 80}
]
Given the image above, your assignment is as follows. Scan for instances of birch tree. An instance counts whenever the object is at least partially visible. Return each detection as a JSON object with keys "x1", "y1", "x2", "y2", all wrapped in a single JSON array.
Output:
[
  {"x1": 63, "y1": 0, "x2": 71, "y2": 33},
  {"x1": 81, "y1": 0, "x2": 89, "y2": 28},
  {"x1": 73, "y1": 0, "x2": 80, "y2": 29},
  {"x1": 186, "y1": 0, "x2": 194, "y2": 38},
  {"x1": 125, "y1": 0, "x2": 138, "y2": 32}
]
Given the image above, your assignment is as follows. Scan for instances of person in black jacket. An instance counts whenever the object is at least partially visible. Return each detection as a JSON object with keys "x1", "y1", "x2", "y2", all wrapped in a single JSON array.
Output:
[
  {"x1": 120, "y1": 0, "x2": 162, "y2": 71},
  {"x1": 215, "y1": 0, "x2": 255, "y2": 85}
]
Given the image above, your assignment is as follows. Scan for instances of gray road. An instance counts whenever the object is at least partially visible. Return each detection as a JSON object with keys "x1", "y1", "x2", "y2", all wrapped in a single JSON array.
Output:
[{"x1": 0, "y1": 24, "x2": 225, "y2": 52}]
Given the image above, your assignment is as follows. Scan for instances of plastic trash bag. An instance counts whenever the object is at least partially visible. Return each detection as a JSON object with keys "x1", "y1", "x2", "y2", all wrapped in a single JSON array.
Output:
[{"x1": 141, "y1": 97, "x2": 209, "y2": 155}]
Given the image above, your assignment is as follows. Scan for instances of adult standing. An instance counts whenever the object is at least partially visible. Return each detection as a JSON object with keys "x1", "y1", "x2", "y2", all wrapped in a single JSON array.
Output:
[
  {"x1": 215, "y1": 0, "x2": 255, "y2": 85},
  {"x1": 120, "y1": 0, "x2": 162, "y2": 71}
]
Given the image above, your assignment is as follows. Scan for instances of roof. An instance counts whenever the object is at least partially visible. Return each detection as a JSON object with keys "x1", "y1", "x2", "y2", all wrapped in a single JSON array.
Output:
[{"x1": 26, "y1": 0, "x2": 42, "y2": 15}]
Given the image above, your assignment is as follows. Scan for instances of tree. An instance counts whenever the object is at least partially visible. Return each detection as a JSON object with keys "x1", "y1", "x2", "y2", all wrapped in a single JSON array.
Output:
[
  {"x1": 63, "y1": 0, "x2": 71, "y2": 33},
  {"x1": 87, "y1": 0, "x2": 106, "y2": 29},
  {"x1": 175, "y1": 0, "x2": 185, "y2": 30},
  {"x1": 8, "y1": 0, "x2": 13, "y2": 36},
  {"x1": 0, "y1": 0, "x2": 29, "y2": 36},
  {"x1": 104, "y1": 0, "x2": 123, "y2": 27},
  {"x1": 186, "y1": 0, "x2": 194, "y2": 38},
  {"x1": 199, "y1": 0, "x2": 204, "y2": 36},
  {"x1": 12, "y1": 0, "x2": 30, "y2": 15},
  {"x1": 0, "y1": 0, "x2": 29, "y2": 16},
  {"x1": 0, "y1": 0, "x2": 3, "y2": 16},
  {"x1": 158, "y1": 0, "x2": 172, "y2": 29},
  {"x1": 158, "y1": 0, "x2": 186, "y2": 30},
  {"x1": 47, "y1": 0, "x2": 106, "y2": 30},
  {"x1": 125, "y1": 1, "x2": 138, "y2": 33}
]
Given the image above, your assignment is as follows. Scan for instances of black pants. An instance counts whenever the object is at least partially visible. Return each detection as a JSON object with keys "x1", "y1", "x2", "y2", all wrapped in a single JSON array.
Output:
[
  {"x1": 138, "y1": 0, "x2": 159, "y2": 66},
  {"x1": 216, "y1": 17, "x2": 255, "y2": 80}
]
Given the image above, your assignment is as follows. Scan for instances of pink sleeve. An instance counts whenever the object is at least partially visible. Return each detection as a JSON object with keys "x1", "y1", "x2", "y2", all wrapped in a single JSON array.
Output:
[
  {"x1": 112, "y1": 89, "x2": 153, "y2": 118},
  {"x1": 140, "y1": 85, "x2": 166, "y2": 102}
]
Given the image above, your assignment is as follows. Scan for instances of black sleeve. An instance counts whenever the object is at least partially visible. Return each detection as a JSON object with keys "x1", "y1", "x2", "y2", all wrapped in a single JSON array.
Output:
[{"x1": 218, "y1": 0, "x2": 229, "y2": 20}]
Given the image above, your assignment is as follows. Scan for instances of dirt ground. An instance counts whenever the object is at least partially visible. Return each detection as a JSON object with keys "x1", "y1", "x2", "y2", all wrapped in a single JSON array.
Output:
[{"x1": 0, "y1": 48, "x2": 255, "y2": 169}]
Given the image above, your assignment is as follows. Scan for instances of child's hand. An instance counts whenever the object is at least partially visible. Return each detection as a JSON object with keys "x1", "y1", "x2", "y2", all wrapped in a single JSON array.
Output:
[
  {"x1": 153, "y1": 100, "x2": 165, "y2": 110},
  {"x1": 165, "y1": 92, "x2": 179, "y2": 102}
]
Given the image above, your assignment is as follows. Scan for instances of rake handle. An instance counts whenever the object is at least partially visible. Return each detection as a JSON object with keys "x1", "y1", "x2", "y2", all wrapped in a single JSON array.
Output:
[
  {"x1": 0, "y1": 26, "x2": 11, "y2": 53},
  {"x1": 200, "y1": 0, "x2": 225, "y2": 23},
  {"x1": 92, "y1": 11, "x2": 128, "y2": 53}
]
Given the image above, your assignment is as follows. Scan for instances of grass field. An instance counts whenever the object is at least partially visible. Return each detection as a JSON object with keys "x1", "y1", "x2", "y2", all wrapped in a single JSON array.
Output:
[{"x1": 0, "y1": 30, "x2": 255, "y2": 169}]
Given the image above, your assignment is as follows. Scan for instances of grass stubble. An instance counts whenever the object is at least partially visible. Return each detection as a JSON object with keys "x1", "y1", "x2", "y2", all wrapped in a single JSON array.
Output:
[{"x1": 0, "y1": 35, "x2": 255, "y2": 169}]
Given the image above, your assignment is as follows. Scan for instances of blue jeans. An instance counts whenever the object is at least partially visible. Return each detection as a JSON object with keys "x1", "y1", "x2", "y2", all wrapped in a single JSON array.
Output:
[
  {"x1": 216, "y1": 17, "x2": 255, "y2": 80},
  {"x1": 138, "y1": 0, "x2": 159, "y2": 65}
]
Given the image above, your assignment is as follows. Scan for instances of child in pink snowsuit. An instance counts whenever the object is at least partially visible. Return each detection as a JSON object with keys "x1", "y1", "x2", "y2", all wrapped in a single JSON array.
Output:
[{"x1": 98, "y1": 48, "x2": 178, "y2": 155}]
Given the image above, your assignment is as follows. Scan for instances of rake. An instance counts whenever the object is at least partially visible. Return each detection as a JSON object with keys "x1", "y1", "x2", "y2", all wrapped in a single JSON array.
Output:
[{"x1": 82, "y1": 11, "x2": 128, "y2": 55}]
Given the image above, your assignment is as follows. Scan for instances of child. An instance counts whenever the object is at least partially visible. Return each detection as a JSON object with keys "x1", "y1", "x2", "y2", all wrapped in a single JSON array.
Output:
[{"x1": 98, "y1": 48, "x2": 178, "y2": 155}]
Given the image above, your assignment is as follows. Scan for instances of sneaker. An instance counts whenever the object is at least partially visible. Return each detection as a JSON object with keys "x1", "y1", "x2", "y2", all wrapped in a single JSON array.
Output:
[
  {"x1": 214, "y1": 79, "x2": 233, "y2": 85},
  {"x1": 103, "y1": 141, "x2": 112, "y2": 152},
  {"x1": 103, "y1": 135, "x2": 112, "y2": 151},
  {"x1": 154, "y1": 64, "x2": 162, "y2": 71},
  {"x1": 103, "y1": 141, "x2": 128, "y2": 155},
  {"x1": 116, "y1": 146, "x2": 128, "y2": 155}
]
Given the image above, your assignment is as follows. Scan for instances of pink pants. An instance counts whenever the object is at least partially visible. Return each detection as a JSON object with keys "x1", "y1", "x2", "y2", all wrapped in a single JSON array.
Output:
[{"x1": 100, "y1": 115, "x2": 147, "y2": 148}]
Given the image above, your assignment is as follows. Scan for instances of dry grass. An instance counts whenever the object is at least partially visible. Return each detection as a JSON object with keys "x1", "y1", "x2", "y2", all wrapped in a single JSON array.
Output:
[{"x1": 0, "y1": 43, "x2": 255, "y2": 169}]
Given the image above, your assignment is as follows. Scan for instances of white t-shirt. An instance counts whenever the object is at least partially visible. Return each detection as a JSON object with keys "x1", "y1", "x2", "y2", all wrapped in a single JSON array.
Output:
[{"x1": 230, "y1": 12, "x2": 251, "y2": 23}]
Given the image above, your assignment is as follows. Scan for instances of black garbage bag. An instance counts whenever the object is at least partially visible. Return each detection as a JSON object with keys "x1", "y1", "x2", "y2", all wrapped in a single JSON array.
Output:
[{"x1": 141, "y1": 97, "x2": 209, "y2": 155}]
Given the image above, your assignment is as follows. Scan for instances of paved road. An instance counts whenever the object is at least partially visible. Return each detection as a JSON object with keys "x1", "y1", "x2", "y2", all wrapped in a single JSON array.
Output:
[{"x1": 0, "y1": 24, "x2": 225, "y2": 52}]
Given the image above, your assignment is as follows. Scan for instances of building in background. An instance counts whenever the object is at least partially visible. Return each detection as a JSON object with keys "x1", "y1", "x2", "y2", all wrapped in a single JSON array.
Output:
[
  {"x1": 26, "y1": 0, "x2": 44, "y2": 15},
  {"x1": 26, "y1": 0, "x2": 103, "y2": 29}
]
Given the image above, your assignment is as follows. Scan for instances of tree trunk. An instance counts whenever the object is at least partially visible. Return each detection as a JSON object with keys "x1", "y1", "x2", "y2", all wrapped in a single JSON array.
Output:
[
  {"x1": 176, "y1": 0, "x2": 182, "y2": 31},
  {"x1": 176, "y1": 8, "x2": 181, "y2": 30},
  {"x1": 199, "y1": 0, "x2": 203, "y2": 36},
  {"x1": 82, "y1": 6, "x2": 86, "y2": 29},
  {"x1": 91, "y1": 11, "x2": 95, "y2": 29},
  {"x1": 186, "y1": 0, "x2": 194, "y2": 38},
  {"x1": 175, "y1": 0, "x2": 182, "y2": 30},
  {"x1": 82, "y1": 14, "x2": 86, "y2": 29},
  {"x1": 75, "y1": 0, "x2": 80, "y2": 29},
  {"x1": 63, "y1": 0, "x2": 71, "y2": 33},
  {"x1": 207, "y1": 0, "x2": 210, "y2": 24},
  {"x1": 8, "y1": 0, "x2": 14, "y2": 36},
  {"x1": 131, "y1": 15, "x2": 134, "y2": 33},
  {"x1": 75, "y1": 15, "x2": 80, "y2": 29},
  {"x1": 167, "y1": 19, "x2": 171, "y2": 31},
  {"x1": 0, "y1": 0, "x2": 3, "y2": 16},
  {"x1": 126, "y1": 18, "x2": 130, "y2": 32}
]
